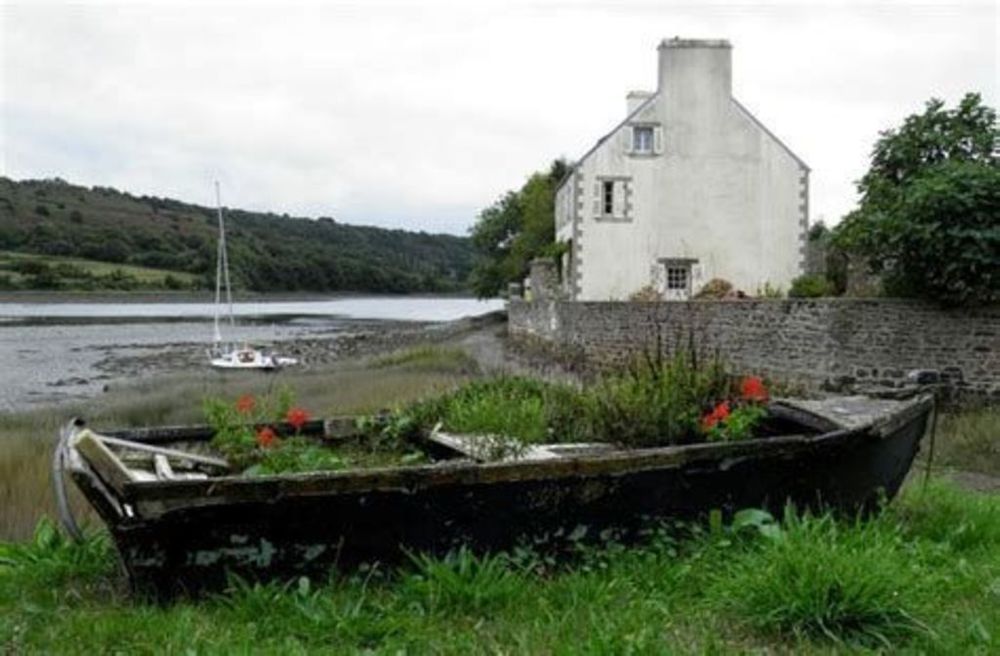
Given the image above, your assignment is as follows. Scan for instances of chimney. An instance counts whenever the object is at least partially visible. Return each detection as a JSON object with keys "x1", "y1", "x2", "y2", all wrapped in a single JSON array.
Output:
[
  {"x1": 626, "y1": 90, "x2": 654, "y2": 115},
  {"x1": 657, "y1": 38, "x2": 732, "y2": 110}
]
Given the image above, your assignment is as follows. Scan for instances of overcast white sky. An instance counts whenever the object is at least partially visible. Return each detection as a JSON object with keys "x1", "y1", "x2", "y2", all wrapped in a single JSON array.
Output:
[{"x1": 2, "y1": 0, "x2": 997, "y2": 234}]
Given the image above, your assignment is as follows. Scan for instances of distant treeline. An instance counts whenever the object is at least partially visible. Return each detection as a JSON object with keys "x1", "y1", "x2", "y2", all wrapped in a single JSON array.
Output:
[{"x1": 0, "y1": 177, "x2": 477, "y2": 293}]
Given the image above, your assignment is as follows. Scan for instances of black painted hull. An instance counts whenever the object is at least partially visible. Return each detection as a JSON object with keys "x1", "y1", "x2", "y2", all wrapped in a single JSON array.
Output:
[{"x1": 69, "y1": 397, "x2": 931, "y2": 599}]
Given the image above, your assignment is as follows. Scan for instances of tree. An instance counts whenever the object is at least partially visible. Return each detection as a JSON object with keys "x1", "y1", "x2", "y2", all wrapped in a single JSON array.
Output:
[
  {"x1": 468, "y1": 159, "x2": 569, "y2": 297},
  {"x1": 835, "y1": 93, "x2": 999, "y2": 304}
]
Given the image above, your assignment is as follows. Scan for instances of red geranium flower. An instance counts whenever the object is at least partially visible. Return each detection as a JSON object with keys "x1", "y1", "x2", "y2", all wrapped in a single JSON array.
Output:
[
  {"x1": 701, "y1": 401, "x2": 731, "y2": 432},
  {"x1": 740, "y1": 376, "x2": 769, "y2": 403},
  {"x1": 256, "y1": 426, "x2": 277, "y2": 448},
  {"x1": 285, "y1": 407, "x2": 310, "y2": 431},
  {"x1": 235, "y1": 394, "x2": 256, "y2": 414}
]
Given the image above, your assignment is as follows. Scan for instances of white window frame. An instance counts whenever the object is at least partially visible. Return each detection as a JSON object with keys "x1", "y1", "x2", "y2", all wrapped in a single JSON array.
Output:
[
  {"x1": 633, "y1": 126, "x2": 654, "y2": 154},
  {"x1": 658, "y1": 258, "x2": 697, "y2": 301},
  {"x1": 666, "y1": 266, "x2": 688, "y2": 292}
]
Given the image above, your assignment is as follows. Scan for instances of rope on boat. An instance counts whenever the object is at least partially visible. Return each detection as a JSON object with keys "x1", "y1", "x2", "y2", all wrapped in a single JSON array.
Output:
[{"x1": 53, "y1": 418, "x2": 84, "y2": 543}]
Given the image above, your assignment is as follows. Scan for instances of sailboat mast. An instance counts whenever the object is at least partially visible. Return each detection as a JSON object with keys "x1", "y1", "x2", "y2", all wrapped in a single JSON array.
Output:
[
  {"x1": 215, "y1": 182, "x2": 236, "y2": 335},
  {"x1": 213, "y1": 183, "x2": 223, "y2": 345}
]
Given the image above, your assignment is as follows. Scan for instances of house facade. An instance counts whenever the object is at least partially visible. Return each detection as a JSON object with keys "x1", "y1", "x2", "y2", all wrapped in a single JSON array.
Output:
[{"x1": 555, "y1": 38, "x2": 809, "y2": 300}]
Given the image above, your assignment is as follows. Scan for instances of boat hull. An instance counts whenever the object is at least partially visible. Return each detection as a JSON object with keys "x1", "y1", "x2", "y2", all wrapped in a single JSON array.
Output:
[{"x1": 72, "y1": 398, "x2": 931, "y2": 600}]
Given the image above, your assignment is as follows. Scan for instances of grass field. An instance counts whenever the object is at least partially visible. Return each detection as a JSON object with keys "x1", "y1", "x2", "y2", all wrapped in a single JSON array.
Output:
[
  {"x1": 1, "y1": 478, "x2": 997, "y2": 653},
  {"x1": 0, "y1": 250, "x2": 201, "y2": 291},
  {"x1": 1, "y1": 343, "x2": 998, "y2": 653}
]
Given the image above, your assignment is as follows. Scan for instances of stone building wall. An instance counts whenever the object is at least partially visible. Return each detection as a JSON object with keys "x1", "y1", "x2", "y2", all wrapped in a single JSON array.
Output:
[{"x1": 508, "y1": 298, "x2": 1000, "y2": 402}]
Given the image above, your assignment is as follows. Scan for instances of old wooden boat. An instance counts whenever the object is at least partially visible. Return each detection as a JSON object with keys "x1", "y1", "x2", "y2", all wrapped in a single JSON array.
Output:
[{"x1": 55, "y1": 394, "x2": 933, "y2": 599}]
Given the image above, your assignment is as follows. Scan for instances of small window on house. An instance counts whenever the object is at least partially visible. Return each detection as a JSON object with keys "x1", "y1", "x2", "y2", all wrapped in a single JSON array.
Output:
[
  {"x1": 633, "y1": 126, "x2": 654, "y2": 154},
  {"x1": 666, "y1": 266, "x2": 689, "y2": 292},
  {"x1": 602, "y1": 180, "x2": 614, "y2": 215}
]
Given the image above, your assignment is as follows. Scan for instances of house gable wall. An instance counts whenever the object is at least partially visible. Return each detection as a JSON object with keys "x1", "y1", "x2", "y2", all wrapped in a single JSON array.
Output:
[{"x1": 560, "y1": 40, "x2": 807, "y2": 301}]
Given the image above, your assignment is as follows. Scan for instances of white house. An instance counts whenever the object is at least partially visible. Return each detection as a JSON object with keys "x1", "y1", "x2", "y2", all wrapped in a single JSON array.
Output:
[{"x1": 554, "y1": 38, "x2": 809, "y2": 300}]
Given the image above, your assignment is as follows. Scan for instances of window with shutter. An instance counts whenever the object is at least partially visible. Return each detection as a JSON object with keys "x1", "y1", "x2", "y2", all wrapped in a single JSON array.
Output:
[{"x1": 594, "y1": 177, "x2": 632, "y2": 222}]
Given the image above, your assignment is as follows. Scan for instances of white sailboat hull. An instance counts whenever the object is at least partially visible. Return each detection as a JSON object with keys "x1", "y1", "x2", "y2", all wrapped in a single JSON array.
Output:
[{"x1": 209, "y1": 348, "x2": 298, "y2": 370}]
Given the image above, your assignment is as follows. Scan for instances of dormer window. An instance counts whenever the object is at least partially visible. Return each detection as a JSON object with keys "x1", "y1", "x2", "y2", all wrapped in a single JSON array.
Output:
[{"x1": 633, "y1": 126, "x2": 654, "y2": 153}]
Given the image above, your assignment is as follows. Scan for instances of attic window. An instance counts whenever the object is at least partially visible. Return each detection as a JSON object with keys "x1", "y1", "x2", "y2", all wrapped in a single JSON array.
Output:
[{"x1": 633, "y1": 126, "x2": 654, "y2": 153}]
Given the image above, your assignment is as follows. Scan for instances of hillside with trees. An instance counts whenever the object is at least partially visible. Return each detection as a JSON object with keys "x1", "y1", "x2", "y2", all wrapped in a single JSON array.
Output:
[{"x1": 0, "y1": 177, "x2": 477, "y2": 293}]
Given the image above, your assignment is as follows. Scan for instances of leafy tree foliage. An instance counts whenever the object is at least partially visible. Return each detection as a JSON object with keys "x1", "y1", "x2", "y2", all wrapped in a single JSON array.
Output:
[
  {"x1": 469, "y1": 160, "x2": 569, "y2": 297},
  {"x1": 835, "y1": 93, "x2": 999, "y2": 304}
]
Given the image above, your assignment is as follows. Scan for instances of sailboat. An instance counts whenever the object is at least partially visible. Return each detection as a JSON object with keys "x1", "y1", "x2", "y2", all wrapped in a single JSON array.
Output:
[{"x1": 208, "y1": 182, "x2": 298, "y2": 370}]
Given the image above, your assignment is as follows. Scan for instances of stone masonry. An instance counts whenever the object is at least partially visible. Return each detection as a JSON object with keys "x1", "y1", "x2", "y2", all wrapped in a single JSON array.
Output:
[{"x1": 509, "y1": 297, "x2": 1000, "y2": 403}]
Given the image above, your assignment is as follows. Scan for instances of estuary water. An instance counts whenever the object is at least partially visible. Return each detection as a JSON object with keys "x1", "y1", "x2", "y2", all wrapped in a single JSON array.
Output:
[{"x1": 0, "y1": 296, "x2": 504, "y2": 411}]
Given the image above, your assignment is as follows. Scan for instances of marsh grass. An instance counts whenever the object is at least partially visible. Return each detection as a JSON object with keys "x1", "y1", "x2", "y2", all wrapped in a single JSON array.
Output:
[
  {"x1": 1, "y1": 479, "x2": 998, "y2": 653},
  {"x1": 927, "y1": 406, "x2": 1000, "y2": 476},
  {"x1": 372, "y1": 345, "x2": 481, "y2": 375}
]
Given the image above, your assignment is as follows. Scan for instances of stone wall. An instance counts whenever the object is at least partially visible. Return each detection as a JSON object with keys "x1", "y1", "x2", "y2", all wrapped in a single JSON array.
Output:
[{"x1": 508, "y1": 298, "x2": 1000, "y2": 402}]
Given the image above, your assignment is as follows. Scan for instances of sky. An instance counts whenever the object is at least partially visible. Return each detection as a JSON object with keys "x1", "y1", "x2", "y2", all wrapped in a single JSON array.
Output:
[{"x1": 1, "y1": 0, "x2": 997, "y2": 235}]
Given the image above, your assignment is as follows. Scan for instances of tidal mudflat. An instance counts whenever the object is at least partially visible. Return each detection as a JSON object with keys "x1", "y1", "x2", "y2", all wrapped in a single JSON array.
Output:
[{"x1": 0, "y1": 296, "x2": 503, "y2": 410}]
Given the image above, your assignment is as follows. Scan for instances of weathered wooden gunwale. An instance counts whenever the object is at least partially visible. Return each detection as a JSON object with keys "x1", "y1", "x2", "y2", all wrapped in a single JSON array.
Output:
[
  {"x1": 124, "y1": 431, "x2": 831, "y2": 504},
  {"x1": 78, "y1": 397, "x2": 932, "y2": 511}
]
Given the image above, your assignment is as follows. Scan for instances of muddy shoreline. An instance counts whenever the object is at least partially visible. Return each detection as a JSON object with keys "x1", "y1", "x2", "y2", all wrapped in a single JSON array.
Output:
[{"x1": 31, "y1": 312, "x2": 513, "y2": 409}]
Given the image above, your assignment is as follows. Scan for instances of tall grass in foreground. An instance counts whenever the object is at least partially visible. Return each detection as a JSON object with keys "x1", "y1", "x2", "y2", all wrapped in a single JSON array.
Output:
[
  {"x1": 712, "y1": 512, "x2": 928, "y2": 646},
  {"x1": 1, "y1": 479, "x2": 998, "y2": 653}
]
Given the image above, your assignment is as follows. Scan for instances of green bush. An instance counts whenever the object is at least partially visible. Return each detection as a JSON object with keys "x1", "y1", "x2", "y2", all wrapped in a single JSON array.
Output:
[{"x1": 789, "y1": 274, "x2": 836, "y2": 298}]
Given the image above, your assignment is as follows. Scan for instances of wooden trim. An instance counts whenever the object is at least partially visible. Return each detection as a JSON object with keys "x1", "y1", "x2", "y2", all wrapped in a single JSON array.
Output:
[
  {"x1": 73, "y1": 431, "x2": 137, "y2": 497},
  {"x1": 96, "y1": 435, "x2": 229, "y2": 470}
]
